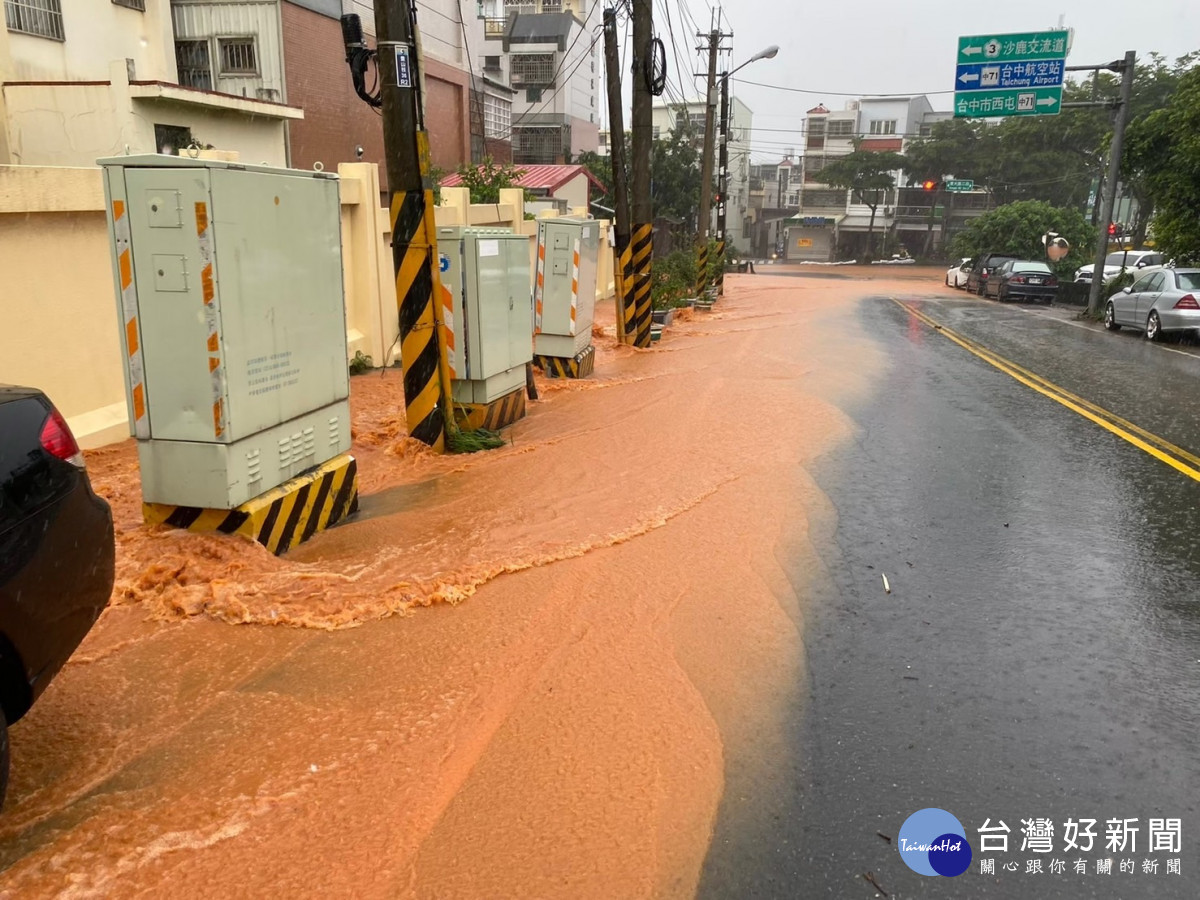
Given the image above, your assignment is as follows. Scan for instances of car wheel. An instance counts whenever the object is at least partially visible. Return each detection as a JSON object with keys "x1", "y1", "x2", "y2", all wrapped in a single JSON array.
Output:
[
  {"x1": 1104, "y1": 302, "x2": 1121, "y2": 331},
  {"x1": 1146, "y1": 310, "x2": 1164, "y2": 342}
]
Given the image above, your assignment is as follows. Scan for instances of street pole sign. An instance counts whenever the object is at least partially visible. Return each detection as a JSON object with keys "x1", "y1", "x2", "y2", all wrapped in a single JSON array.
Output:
[
  {"x1": 944, "y1": 180, "x2": 975, "y2": 192},
  {"x1": 954, "y1": 29, "x2": 1070, "y2": 119}
]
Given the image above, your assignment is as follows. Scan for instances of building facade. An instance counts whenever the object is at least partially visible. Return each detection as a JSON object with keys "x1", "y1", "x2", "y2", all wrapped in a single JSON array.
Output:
[
  {"x1": 651, "y1": 94, "x2": 753, "y2": 252},
  {"x1": 482, "y1": 0, "x2": 598, "y2": 165},
  {"x1": 790, "y1": 96, "x2": 984, "y2": 260},
  {"x1": 1, "y1": 0, "x2": 299, "y2": 166}
]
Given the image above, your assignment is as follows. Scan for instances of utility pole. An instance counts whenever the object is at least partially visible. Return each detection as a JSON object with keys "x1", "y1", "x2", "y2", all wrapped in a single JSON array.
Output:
[
  {"x1": 603, "y1": 7, "x2": 634, "y2": 344},
  {"x1": 694, "y1": 28, "x2": 720, "y2": 298},
  {"x1": 1083, "y1": 50, "x2": 1136, "y2": 317},
  {"x1": 714, "y1": 73, "x2": 729, "y2": 295},
  {"x1": 374, "y1": 0, "x2": 454, "y2": 449},
  {"x1": 630, "y1": 0, "x2": 654, "y2": 346}
]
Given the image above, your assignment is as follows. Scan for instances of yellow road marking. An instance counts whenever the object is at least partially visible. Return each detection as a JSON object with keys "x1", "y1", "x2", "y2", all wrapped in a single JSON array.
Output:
[{"x1": 891, "y1": 298, "x2": 1200, "y2": 483}]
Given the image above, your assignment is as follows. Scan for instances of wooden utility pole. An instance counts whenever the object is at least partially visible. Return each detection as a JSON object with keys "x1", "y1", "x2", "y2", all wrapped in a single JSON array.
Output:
[
  {"x1": 1085, "y1": 50, "x2": 1136, "y2": 317},
  {"x1": 630, "y1": 0, "x2": 654, "y2": 346},
  {"x1": 714, "y1": 73, "x2": 729, "y2": 295},
  {"x1": 374, "y1": 0, "x2": 454, "y2": 449},
  {"x1": 603, "y1": 6, "x2": 634, "y2": 344},
  {"x1": 694, "y1": 29, "x2": 720, "y2": 297}
]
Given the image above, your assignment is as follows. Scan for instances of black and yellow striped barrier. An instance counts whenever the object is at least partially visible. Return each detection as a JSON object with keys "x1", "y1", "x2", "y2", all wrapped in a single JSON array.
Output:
[
  {"x1": 392, "y1": 186, "x2": 448, "y2": 452},
  {"x1": 714, "y1": 239, "x2": 726, "y2": 296},
  {"x1": 631, "y1": 223, "x2": 654, "y2": 348},
  {"x1": 454, "y1": 389, "x2": 526, "y2": 432},
  {"x1": 694, "y1": 242, "x2": 710, "y2": 298},
  {"x1": 616, "y1": 239, "x2": 636, "y2": 344},
  {"x1": 535, "y1": 344, "x2": 596, "y2": 379},
  {"x1": 143, "y1": 454, "x2": 359, "y2": 556}
]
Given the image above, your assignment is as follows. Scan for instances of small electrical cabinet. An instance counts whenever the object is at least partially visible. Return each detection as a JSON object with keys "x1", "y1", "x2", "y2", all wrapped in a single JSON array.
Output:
[
  {"x1": 99, "y1": 154, "x2": 351, "y2": 510},
  {"x1": 534, "y1": 217, "x2": 599, "y2": 359},
  {"x1": 437, "y1": 226, "x2": 533, "y2": 405}
]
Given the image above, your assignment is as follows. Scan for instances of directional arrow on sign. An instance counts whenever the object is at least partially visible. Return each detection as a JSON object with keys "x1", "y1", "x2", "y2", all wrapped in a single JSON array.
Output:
[
  {"x1": 1037, "y1": 96, "x2": 1058, "y2": 108},
  {"x1": 962, "y1": 45, "x2": 983, "y2": 57},
  {"x1": 959, "y1": 71, "x2": 979, "y2": 84}
]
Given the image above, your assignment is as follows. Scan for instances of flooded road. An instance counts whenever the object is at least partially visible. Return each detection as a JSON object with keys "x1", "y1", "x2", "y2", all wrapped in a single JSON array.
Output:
[
  {"x1": 699, "y1": 289, "x2": 1200, "y2": 898},
  {"x1": 7, "y1": 271, "x2": 1197, "y2": 898},
  {"x1": 0, "y1": 269, "x2": 891, "y2": 896}
]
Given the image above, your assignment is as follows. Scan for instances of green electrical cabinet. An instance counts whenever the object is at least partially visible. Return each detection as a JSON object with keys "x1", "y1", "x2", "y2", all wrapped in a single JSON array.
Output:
[{"x1": 437, "y1": 227, "x2": 533, "y2": 405}]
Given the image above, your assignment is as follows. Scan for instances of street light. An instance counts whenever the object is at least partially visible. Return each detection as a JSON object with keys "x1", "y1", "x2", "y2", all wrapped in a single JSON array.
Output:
[{"x1": 716, "y1": 46, "x2": 779, "y2": 263}]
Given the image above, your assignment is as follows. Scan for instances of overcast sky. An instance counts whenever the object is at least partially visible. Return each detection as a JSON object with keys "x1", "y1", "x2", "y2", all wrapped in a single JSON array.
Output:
[{"x1": 639, "y1": 0, "x2": 1200, "y2": 161}]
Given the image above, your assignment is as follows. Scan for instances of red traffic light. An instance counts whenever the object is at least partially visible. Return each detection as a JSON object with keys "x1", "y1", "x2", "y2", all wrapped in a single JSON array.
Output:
[
  {"x1": 1108, "y1": 222, "x2": 1117, "y2": 236},
  {"x1": 922, "y1": 180, "x2": 937, "y2": 191}
]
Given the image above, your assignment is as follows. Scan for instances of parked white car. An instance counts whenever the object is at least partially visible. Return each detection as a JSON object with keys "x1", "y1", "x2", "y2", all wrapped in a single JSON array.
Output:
[
  {"x1": 1075, "y1": 250, "x2": 1165, "y2": 284},
  {"x1": 945, "y1": 257, "x2": 972, "y2": 289}
]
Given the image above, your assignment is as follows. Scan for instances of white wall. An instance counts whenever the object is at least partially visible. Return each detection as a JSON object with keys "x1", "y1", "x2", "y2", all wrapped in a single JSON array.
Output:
[{"x1": 1, "y1": 0, "x2": 177, "y2": 82}]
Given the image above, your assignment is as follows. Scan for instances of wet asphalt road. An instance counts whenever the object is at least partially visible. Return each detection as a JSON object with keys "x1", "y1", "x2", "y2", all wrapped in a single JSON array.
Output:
[{"x1": 699, "y1": 292, "x2": 1200, "y2": 899}]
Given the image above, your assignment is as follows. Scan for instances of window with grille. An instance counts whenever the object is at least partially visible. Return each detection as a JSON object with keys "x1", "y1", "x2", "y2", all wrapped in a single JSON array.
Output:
[
  {"x1": 513, "y1": 125, "x2": 564, "y2": 165},
  {"x1": 510, "y1": 52, "x2": 555, "y2": 86},
  {"x1": 808, "y1": 119, "x2": 826, "y2": 136},
  {"x1": 828, "y1": 120, "x2": 854, "y2": 137},
  {"x1": 868, "y1": 119, "x2": 897, "y2": 135},
  {"x1": 112, "y1": 0, "x2": 145, "y2": 10},
  {"x1": 483, "y1": 93, "x2": 511, "y2": 140},
  {"x1": 802, "y1": 189, "x2": 844, "y2": 208},
  {"x1": 176, "y1": 40, "x2": 213, "y2": 90},
  {"x1": 4, "y1": 0, "x2": 65, "y2": 40},
  {"x1": 219, "y1": 37, "x2": 258, "y2": 76}
]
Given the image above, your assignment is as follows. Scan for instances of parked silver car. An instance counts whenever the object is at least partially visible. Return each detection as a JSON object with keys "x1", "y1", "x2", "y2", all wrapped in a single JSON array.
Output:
[
  {"x1": 1076, "y1": 250, "x2": 1165, "y2": 284},
  {"x1": 1103, "y1": 267, "x2": 1200, "y2": 341}
]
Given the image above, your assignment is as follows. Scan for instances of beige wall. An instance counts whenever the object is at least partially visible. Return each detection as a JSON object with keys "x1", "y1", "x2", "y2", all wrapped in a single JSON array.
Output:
[
  {"x1": 0, "y1": 163, "x2": 613, "y2": 449},
  {"x1": 3, "y1": 62, "x2": 289, "y2": 167},
  {"x1": 0, "y1": 166, "x2": 128, "y2": 448},
  {"x1": 0, "y1": 0, "x2": 176, "y2": 82},
  {"x1": 553, "y1": 174, "x2": 589, "y2": 211}
]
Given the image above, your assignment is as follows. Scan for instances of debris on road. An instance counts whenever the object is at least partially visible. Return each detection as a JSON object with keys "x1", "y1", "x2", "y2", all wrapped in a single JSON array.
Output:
[{"x1": 882, "y1": 573, "x2": 891, "y2": 594}]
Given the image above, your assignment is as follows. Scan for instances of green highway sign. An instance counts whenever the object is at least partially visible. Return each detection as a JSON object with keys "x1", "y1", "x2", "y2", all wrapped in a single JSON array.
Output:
[
  {"x1": 954, "y1": 86, "x2": 1062, "y2": 119},
  {"x1": 956, "y1": 30, "x2": 1070, "y2": 66},
  {"x1": 944, "y1": 180, "x2": 975, "y2": 192}
]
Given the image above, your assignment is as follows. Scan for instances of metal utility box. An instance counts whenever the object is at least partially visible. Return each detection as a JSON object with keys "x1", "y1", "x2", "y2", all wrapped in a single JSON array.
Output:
[
  {"x1": 534, "y1": 217, "x2": 599, "y2": 359},
  {"x1": 437, "y1": 226, "x2": 533, "y2": 405},
  {"x1": 99, "y1": 155, "x2": 351, "y2": 510}
]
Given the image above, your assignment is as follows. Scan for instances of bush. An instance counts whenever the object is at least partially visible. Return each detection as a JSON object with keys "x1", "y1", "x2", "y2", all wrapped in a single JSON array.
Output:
[
  {"x1": 651, "y1": 249, "x2": 698, "y2": 309},
  {"x1": 950, "y1": 200, "x2": 1097, "y2": 282}
]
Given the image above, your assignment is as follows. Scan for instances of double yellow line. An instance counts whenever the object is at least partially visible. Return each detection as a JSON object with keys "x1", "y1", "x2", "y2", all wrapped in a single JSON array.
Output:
[{"x1": 891, "y1": 298, "x2": 1200, "y2": 483}]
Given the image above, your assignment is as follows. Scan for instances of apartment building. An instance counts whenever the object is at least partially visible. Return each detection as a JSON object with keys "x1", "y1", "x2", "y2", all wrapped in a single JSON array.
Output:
[
  {"x1": 651, "y1": 95, "x2": 754, "y2": 252},
  {"x1": 473, "y1": 0, "x2": 597, "y2": 165},
  {"x1": 1, "y1": 0, "x2": 299, "y2": 166},
  {"x1": 790, "y1": 96, "x2": 978, "y2": 260}
]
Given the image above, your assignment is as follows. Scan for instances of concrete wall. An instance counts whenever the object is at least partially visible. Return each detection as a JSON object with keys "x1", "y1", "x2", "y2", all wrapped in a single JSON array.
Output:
[
  {"x1": 0, "y1": 166, "x2": 128, "y2": 448},
  {"x1": 3, "y1": 61, "x2": 291, "y2": 167},
  {"x1": 0, "y1": 163, "x2": 612, "y2": 448},
  {"x1": 0, "y1": 0, "x2": 177, "y2": 82}
]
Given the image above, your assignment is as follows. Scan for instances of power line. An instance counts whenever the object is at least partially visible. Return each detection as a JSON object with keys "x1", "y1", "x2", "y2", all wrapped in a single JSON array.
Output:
[{"x1": 733, "y1": 76, "x2": 954, "y2": 98}]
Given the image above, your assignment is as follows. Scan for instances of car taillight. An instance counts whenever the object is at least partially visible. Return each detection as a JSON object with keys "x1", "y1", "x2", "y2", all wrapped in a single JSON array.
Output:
[
  {"x1": 1174, "y1": 294, "x2": 1199, "y2": 309},
  {"x1": 40, "y1": 408, "x2": 85, "y2": 468},
  {"x1": 1011, "y1": 276, "x2": 1026, "y2": 283}
]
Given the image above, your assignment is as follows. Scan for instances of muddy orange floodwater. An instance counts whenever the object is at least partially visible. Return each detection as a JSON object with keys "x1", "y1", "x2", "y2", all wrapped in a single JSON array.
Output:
[{"x1": 0, "y1": 269, "x2": 945, "y2": 898}]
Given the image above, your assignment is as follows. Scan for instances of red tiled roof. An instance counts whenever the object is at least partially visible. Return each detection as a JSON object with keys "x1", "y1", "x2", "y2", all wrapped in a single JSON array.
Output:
[
  {"x1": 807, "y1": 104, "x2": 830, "y2": 114},
  {"x1": 859, "y1": 138, "x2": 904, "y2": 152},
  {"x1": 440, "y1": 163, "x2": 604, "y2": 193}
]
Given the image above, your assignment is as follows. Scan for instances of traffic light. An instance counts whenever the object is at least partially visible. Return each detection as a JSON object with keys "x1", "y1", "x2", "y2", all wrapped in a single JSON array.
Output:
[
  {"x1": 922, "y1": 179, "x2": 938, "y2": 191},
  {"x1": 1108, "y1": 222, "x2": 1118, "y2": 237}
]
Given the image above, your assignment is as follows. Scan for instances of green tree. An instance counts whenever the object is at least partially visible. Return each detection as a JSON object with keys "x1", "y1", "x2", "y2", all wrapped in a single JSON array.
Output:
[
  {"x1": 455, "y1": 156, "x2": 526, "y2": 204},
  {"x1": 1123, "y1": 64, "x2": 1200, "y2": 263},
  {"x1": 650, "y1": 128, "x2": 701, "y2": 230},
  {"x1": 949, "y1": 200, "x2": 1096, "y2": 279},
  {"x1": 818, "y1": 142, "x2": 906, "y2": 256}
]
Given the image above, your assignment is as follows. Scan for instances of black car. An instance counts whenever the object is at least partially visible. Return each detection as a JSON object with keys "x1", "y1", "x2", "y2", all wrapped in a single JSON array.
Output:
[
  {"x1": 0, "y1": 386, "x2": 114, "y2": 805},
  {"x1": 984, "y1": 259, "x2": 1060, "y2": 304},
  {"x1": 966, "y1": 253, "x2": 1018, "y2": 296}
]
